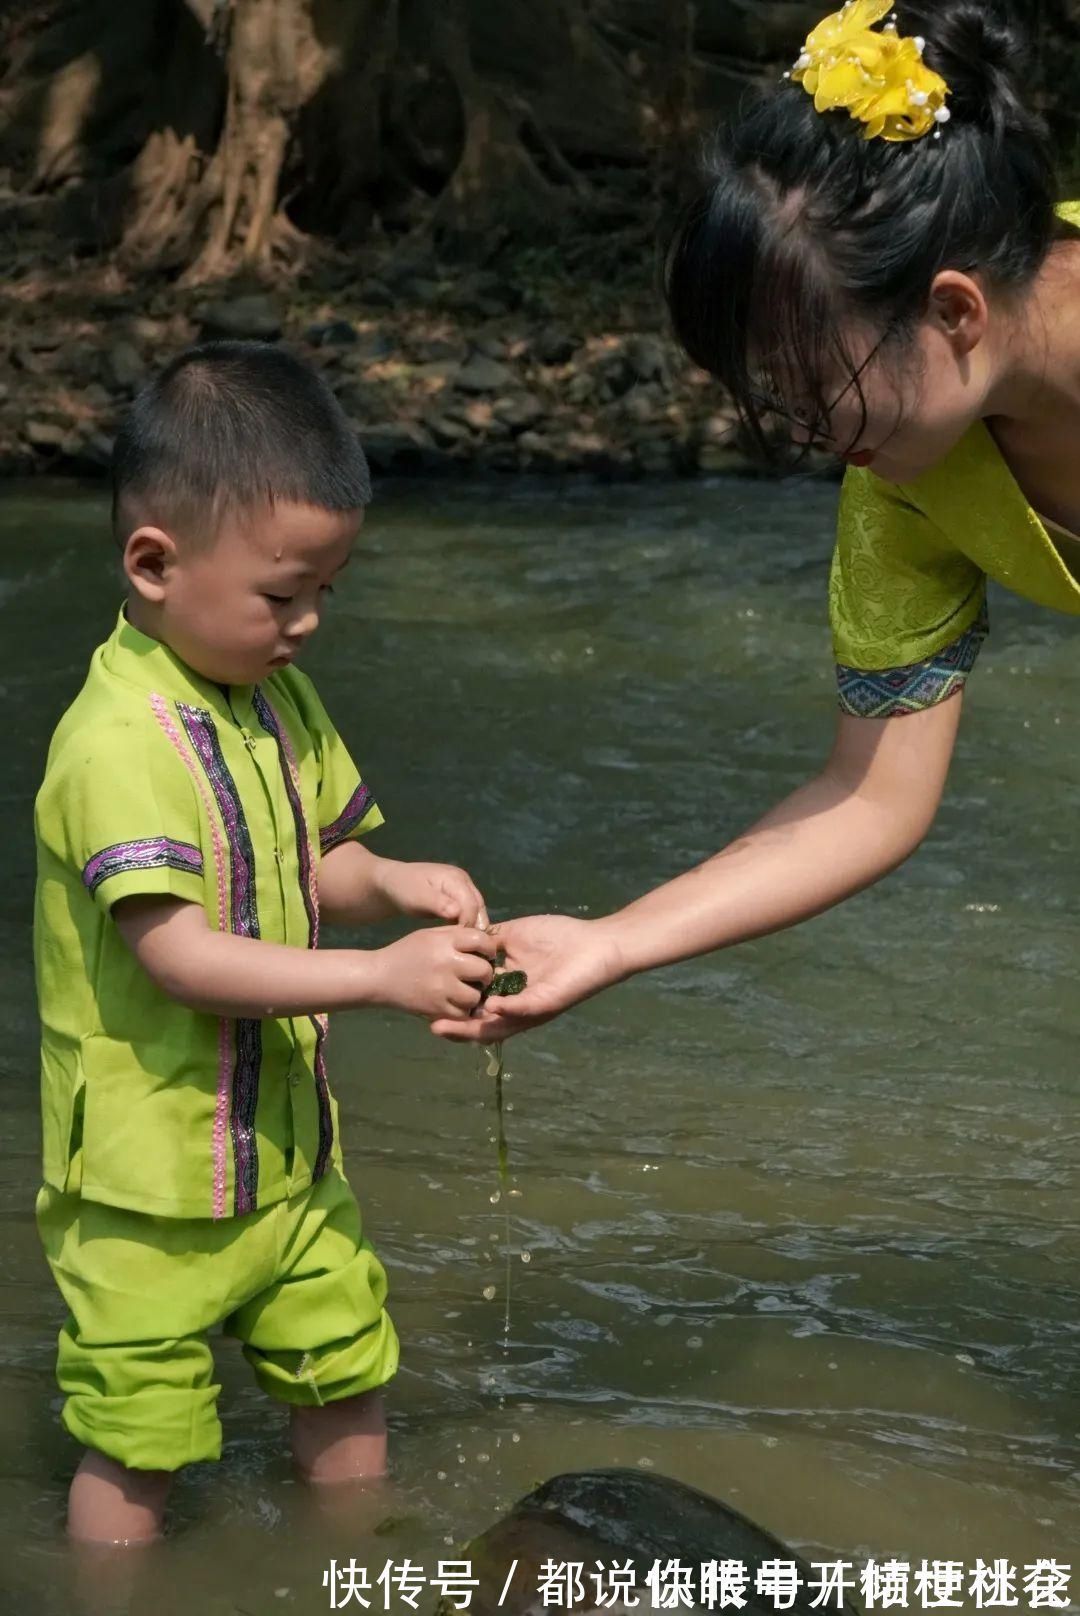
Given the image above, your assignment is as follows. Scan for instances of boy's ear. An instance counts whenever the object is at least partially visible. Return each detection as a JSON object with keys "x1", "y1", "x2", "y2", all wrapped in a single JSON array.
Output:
[{"x1": 124, "y1": 526, "x2": 178, "y2": 604}]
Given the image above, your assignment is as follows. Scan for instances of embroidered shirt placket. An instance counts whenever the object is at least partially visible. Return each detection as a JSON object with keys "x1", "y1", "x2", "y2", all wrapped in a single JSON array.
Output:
[{"x1": 230, "y1": 694, "x2": 307, "y2": 1189}]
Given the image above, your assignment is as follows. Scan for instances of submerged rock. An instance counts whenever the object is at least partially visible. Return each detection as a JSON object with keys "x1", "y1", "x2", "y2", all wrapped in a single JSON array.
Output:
[{"x1": 440, "y1": 1468, "x2": 858, "y2": 1616}]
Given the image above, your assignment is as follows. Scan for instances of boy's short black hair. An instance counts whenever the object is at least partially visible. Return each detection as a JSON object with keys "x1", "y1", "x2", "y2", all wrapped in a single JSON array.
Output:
[{"x1": 112, "y1": 340, "x2": 371, "y2": 541}]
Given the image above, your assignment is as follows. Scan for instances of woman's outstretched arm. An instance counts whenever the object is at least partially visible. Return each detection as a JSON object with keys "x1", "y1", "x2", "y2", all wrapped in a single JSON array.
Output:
[{"x1": 432, "y1": 694, "x2": 965, "y2": 1041}]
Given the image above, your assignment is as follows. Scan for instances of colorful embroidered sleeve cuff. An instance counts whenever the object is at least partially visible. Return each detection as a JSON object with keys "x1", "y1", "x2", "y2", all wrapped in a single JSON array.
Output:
[
  {"x1": 81, "y1": 836, "x2": 206, "y2": 912},
  {"x1": 319, "y1": 785, "x2": 383, "y2": 854},
  {"x1": 836, "y1": 599, "x2": 989, "y2": 717}
]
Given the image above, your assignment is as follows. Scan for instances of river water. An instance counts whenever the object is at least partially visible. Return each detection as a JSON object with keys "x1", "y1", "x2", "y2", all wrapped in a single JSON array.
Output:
[{"x1": 1, "y1": 478, "x2": 1078, "y2": 1615}]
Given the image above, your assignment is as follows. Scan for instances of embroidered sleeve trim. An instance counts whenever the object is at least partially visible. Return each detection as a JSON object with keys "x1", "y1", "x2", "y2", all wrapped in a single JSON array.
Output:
[
  {"x1": 319, "y1": 783, "x2": 377, "y2": 854},
  {"x1": 83, "y1": 837, "x2": 204, "y2": 897},
  {"x1": 836, "y1": 600, "x2": 989, "y2": 718}
]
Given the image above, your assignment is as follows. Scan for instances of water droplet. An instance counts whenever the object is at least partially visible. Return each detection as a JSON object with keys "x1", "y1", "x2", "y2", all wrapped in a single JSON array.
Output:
[
  {"x1": 511, "y1": 1433, "x2": 521, "y2": 1443},
  {"x1": 687, "y1": 1336, "x2": 703, "y2": 1349},
  {"x1": 955, "y1": 1352, "x2": 975, "y2": 1365},
  {"x1": 477, "y1": 1452, "x2": 491, "y2": 1464},
  {"x1": 490, "y1": 1191, "x2": 501, "y2": 1205},
  {"x1": 520, "y1": 1251, "x2": 532, "y2": 1263},
  {"x1": 636, "y1": 1456, "x2": 654, "y2": 1468},
  {"x1": 437, "y1": 1470, "x2": 447, "y2": 1481},
  {"x1": 828, "y1": 1361, "x2": 838, "y2": 1370},
  {"x1": 483, "y1": 1285, "x2": 497, "y2": 1300},
  {"x1": 508, "y1": 1188, "x2": 523, "y2": 1198}
]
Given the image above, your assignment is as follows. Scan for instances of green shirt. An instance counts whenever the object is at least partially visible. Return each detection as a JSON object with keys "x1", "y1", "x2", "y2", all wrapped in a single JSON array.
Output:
[
  {"x1": 34, "y1": 609, "x2": 383, "y2": 1220},
  {"x1": 829, "y1": 198, "x2": 1080, "y2": 717}
]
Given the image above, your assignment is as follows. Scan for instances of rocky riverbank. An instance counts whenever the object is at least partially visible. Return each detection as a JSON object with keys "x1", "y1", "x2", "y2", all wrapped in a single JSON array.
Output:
[{"x1": 0, "y1": 236, "x2": 763, "y2": 483}]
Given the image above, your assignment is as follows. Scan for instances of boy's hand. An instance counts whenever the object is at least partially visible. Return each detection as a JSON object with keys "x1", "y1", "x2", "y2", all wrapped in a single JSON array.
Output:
[
  {"x1": 370, "y1": 924, "x2": 497, "y2": 1020},
  {"x1": 375, "y1": 859, "x2": 488, "y2": 927}
]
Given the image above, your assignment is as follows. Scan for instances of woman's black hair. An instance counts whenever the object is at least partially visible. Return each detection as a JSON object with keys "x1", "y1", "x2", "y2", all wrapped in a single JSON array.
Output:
[{"x1": 664, "y1": 0, "x2": 1059, "y2": 462}]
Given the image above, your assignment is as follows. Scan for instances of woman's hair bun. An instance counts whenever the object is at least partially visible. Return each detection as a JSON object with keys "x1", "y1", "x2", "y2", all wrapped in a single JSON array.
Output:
[{"x1": 902, "y1": 0, "x2": 1036, "y2": 139}]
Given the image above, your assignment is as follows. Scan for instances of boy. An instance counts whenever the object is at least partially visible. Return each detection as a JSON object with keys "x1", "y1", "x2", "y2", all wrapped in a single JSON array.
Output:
[{"x1": 33, "y1": 341, "x2": 497, "y2": 1545}]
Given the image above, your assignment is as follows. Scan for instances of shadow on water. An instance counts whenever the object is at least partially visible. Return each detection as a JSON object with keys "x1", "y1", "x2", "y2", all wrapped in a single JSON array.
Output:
[{"x1": 1, "y1": 477, "x2": 1079, "y2": 1613}]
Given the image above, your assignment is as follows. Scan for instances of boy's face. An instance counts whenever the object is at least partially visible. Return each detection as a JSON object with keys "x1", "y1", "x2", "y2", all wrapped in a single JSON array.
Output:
[{"x1": 126, "y1": 501, "x2": 360, "y2": 686}]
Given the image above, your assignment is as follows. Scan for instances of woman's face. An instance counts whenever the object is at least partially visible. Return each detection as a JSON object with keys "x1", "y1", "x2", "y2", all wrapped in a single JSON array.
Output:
[{"x1": 774, "y1": 272, "x2": 997, "y2": 484}]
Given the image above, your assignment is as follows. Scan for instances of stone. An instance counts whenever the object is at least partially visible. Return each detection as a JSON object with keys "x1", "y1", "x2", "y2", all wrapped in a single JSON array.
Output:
[
  {"x1": 603, "y1": 361, "x2": 638, "y2": 400},
  {"x1": 362, "y1": 280, "x2": 395, "y2": 308},
  {"x1": 467, "y1": 272, "x2": 520, "y2": 315},
  {"x1": 304, "y1": 319, "x2": 358, "y2": 347},
  {"x1": 107, "y1": 340, "x2": 145, "y2": 391},
  {"x1": 425, "y1": 414, "x2": 474, "y2": 447},
  {"x1": 25, "y1": 328, "x2": 63, "y2": 353},
  {"x1": 360, "y1": 420, "x2": 436, "y2": 471},
  {"x1": 493, "y1": 393, "x2": 544, "y2": 432},
  {"x1": 411, "y1": 361, "x2": 459, "y2": 387},
  {"x1": 344, "y1": 328, "x2": 396, "y2": 364},
  {"x1": 621, "y1": 389, "x2": 661, "y2": 425},
  {"x1": 332, "y1": 378, "x2": 381, "y2": 417},
  {"x1": 564, "y1": 430, "x2": 616, "y2": 472},
  {"x1": 443, "y1": 1468, "x2": 862, "y2": 1616},
  {"x1": 404, "y1": 276, "x2": 444, "y2": 302},
  {"x1": 199, "y1": 293, "x2": 282, "y2": 341},
  {"x1": 124, "y1": 316, "x2": 166, "y2": 344},
  {"x1": 516, "y1": 431, "x2": 550, "y2": 457},
  {"x1": 12, "y1": 345, "x2": 55, "y2": 376},
  {"x1": 64, "y1": 347, "x2": 105, "y2": 387},
  {"x1": 453, "y1": 354, "x2": 516, "y2": 393},
  {"x1": 473, "y1": 333, "x2": 508, "y2": 360},
  {"x1": 79, "y1": 431, "x2": 116, "y2": 468},
  {"x1": 702, "y1": 410, "x2": 738, "y2": 444},
  {"x1": 534, "y1": 329, "x2": 578, "y2": 366},
  {"x1": 25, "y1": 420, "x2": 67, "y2": 450},
  {"x1": 625, "y1": 334, "x2": 669, "y2": 384},
  {"x1": 80, "y1": 384, "x2": 113, "y2": 410},
  {"x1": 565, "y1": 371, "x2": 594, "y2": 405},
  {"x1": 412, "y1": 337, "x2": 466, "y2": 364}
]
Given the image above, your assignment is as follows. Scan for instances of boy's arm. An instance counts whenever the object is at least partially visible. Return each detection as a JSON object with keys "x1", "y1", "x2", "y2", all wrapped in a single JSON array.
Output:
[
  {"x1": 318, "y1": 840, "x2": 488, "y2": 928},
  {"x1": 114, "y1": 895, "x2": 496, "y2": 1021}
]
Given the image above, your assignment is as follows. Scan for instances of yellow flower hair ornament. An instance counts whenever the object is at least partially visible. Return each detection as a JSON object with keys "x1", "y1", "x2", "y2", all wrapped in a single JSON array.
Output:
[{"x1": 785, "y1": 0, "x2": 951, "y2": 143}]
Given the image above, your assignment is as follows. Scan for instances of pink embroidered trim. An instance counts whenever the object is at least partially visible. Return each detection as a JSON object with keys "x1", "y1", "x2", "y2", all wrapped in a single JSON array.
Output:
[
  {"x1": 266, "y1": 702, "x2": 321, "y2": 945},
  {"x1": 150, "y1": 692, "x2": 232, "y2": 1220}
]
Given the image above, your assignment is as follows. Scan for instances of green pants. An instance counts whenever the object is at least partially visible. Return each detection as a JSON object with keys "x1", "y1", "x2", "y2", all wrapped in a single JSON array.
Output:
[{"x1": 36, "y1": 1166, "x2": 399, "y2": 1471}]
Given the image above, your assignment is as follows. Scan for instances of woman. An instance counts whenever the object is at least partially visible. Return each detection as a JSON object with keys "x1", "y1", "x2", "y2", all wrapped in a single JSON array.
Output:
[{"x1": 436, "y1": 0, "x2": 1080, "y2": 1046}]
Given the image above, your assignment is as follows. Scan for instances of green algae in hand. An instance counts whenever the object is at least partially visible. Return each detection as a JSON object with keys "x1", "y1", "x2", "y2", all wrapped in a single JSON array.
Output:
[
  {"x1": 487, "y1": 970, "x2": 527, "y2": 997},
  {"x1": 480, "y1": 949, "x2": 528, "y2": 1004}
]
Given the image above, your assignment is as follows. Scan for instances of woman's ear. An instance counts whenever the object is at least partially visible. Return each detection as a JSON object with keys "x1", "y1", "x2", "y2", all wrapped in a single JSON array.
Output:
[
  {"x1": 123, "y1": 526, "x2": 178, "y2": 604},
  {"x1": 927, "y1": 269, "x2": 989, "y2": 359}
]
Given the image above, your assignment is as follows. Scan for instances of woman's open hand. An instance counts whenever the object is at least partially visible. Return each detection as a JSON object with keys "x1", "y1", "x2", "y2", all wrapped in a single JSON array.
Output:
[{"x1": 430, "y1": 913, "x2": 626, "y2": 1042}]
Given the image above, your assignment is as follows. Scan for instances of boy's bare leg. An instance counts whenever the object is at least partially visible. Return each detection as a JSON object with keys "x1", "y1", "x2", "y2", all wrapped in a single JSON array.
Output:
[
  {"x1": 68, "y1": 1449, "x2": 172, "y2": 1544},
  {"x1": 290, "y1": 1389, "x2": 387, "y2": 1484}
]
